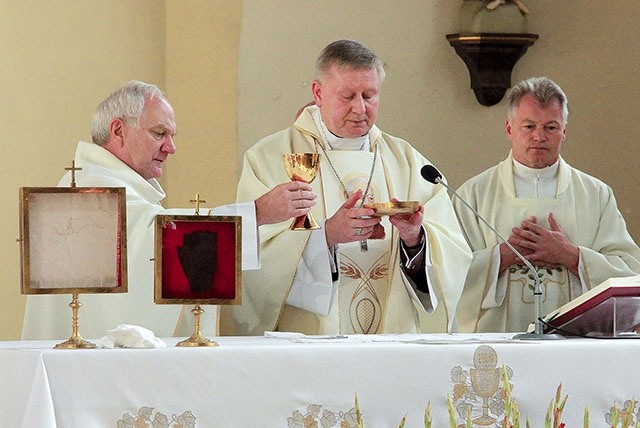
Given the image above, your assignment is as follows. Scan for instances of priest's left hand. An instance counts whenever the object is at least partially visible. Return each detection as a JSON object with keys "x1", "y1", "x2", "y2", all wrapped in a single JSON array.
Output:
[
  {"x1": 510, "y1": 213, "x2": 580, "y2": 277},
  {"x1": 325, "y1": 189, "x2": 384, "y2": 246},
  {"x1": 388, "y1": 198, "x2": 424, "y2": 247}
]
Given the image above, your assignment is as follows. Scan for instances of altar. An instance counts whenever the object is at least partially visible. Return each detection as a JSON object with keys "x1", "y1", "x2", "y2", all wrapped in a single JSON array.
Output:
[{"x1": 3, "y1": 333, "x2": 639, "y2": 427}]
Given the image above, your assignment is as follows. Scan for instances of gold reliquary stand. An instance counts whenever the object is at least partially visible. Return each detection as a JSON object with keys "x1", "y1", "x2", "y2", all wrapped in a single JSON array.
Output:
[
  {"x1": 155, "y1": 193, "x2": 242, "y2": 348},
  {"x1": 19, "y1": 161, "x2": 128, "y2": 349},
  {"x1": 54, "y1": 294, "x2": 96, "y2": 349},
  {"x1": 176, "y1": 305, "x2": 218, "y2": 347}
]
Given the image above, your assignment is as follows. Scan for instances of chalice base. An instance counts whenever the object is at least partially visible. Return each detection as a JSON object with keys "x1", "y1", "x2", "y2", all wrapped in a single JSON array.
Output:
[
  {"x1": 473, "y1": 415, "x2": 497, "y2": 426},
  {"x1": 55, "y1": 336, "x2": 97, "y2": 349},
  {"x1": 290, "y1": 213, "x2": 320, "y2": 230},
  {"x1": 175, "y1": 305, "x2": 219, "y2": 347},
  {"x1": 54, "y1": 294, "x2": 96, "y2": 349},
  {"x1": 176, "y1": 334, "x2": 219, "y2": 347}
]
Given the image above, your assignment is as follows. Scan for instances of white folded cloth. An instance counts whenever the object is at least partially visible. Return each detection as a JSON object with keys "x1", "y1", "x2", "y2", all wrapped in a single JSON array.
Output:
[{"x1": 95, "y1": 324, "x2": 167, "y2": 349}]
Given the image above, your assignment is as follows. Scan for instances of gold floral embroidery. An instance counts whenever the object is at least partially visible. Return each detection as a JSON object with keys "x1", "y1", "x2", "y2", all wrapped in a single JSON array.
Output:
[
  {"x1": 605, "y1": 400, "x2": 639, "y2": 426},
  {"x1": 289, "y1": 390, "x2": 639, "y2": 427},
  {"x1": 508, "y1": 263, "x2": 564, "y2": 303},
  {"x1": 288, "y1": 363, "x2": 638, "y2": 427},
  {"x1": 287, "y1": 403, "x2": 358, "y2": 428},
  {"x1": 340, "y1": 261, "x2": 388, "y2": 281},
  {"x1": 116, "y1": 407, "x2": 196, "y2": 428},
  {"x1": 340, "y1": 254, "x2": 389, "y2": 334},
  {"x1": 450, "y1": 345, "x2": 512, "y2": 426}
]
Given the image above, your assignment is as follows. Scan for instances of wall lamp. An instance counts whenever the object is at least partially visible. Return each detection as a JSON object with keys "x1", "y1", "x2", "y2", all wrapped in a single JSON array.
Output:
[{"x1": 447, "y1": 1, "x2": 537, "y2": 106}]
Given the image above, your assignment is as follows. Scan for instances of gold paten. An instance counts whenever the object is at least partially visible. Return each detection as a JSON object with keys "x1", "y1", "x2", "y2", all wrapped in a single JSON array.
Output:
[{"x1": 363, "y1": 201, "x2": 420, "y2": 217}]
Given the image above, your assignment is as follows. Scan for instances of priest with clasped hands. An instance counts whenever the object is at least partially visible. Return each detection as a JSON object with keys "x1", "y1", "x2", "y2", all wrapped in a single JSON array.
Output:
[
  {"x1": 224, "y1": 39, "x2": 472, "y2": 336},
  {"x1": 454, "y1": 76, "x2": 640, "y2": 333},
  {"x1": 21, "y1": 80, "x2": 315, "y2": 340}
]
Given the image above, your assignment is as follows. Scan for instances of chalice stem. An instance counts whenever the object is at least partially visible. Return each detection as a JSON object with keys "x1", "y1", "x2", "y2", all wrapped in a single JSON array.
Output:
[
  {"x1": 291, "y1": 212, "x2": 319, "y2": 230},
  {"x1": 472, "y1": 397, "x2": 496, "y2": 425},
  {"x1": 482, "y1": 397, "x2": 490, "y2": 417}
]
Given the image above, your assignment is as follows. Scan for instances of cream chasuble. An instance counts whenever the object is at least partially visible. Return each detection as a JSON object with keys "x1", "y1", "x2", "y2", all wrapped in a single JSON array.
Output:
[
  {"x1": 489, "y1": 161, "x2": 584, "y2": 330},
  {"x1": 229, "y1": 105, "x2": 473, "y2": 336},
  {"x1": 455, "y1": 153, "x2": 640, "y2": 333}
]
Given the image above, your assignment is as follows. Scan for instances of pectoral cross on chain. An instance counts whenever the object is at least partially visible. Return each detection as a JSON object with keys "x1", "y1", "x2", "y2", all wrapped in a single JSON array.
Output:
[
  {"x1": 189, "y1": 193, "x2": 206, "y2": 216},
  {"x1": 65, "y1": 160, "x2": 83, "y2": 188}
]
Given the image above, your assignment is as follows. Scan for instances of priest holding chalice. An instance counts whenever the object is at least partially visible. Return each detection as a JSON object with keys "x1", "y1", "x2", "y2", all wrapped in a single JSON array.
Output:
[{"x1": 225, "y1": 39, "x2": 472, "y2": 336}]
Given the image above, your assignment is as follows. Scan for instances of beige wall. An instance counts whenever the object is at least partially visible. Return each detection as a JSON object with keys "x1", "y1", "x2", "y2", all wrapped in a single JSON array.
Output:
[
  {"x1": 2, "y1": 1, "x2": 639, "y2": 340},
  {"x1": 164, "y1": 2, "x2": 241, "y2": 209}
]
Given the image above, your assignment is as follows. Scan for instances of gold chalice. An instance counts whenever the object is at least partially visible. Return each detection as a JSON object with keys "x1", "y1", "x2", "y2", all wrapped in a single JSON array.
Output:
[
  {"x1": 283, "y1": 153, "x2": 320, "y2": 230},
  {"x1": 470, "y1": 345, "x2": 501, "y2": 425}
]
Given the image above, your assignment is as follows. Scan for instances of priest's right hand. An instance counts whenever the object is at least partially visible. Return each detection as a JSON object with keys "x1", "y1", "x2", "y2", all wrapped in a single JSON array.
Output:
[
  {"x1": 325, "y1": 189, "x2": 383, "y2": 247},
  {"x1": 255, "y1": 182, "x2": 316, "y2": 226},
  {"x1": 498, "y1": 215, "x2": 535, "y2": 274}
]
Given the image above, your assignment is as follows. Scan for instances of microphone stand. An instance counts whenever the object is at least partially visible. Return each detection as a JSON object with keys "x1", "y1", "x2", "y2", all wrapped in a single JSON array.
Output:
[{"x1": 435, "y1": 176, "x2": 564, "y2": 340}]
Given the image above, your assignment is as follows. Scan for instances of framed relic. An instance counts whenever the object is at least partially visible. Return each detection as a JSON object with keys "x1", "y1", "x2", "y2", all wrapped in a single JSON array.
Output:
[
  {"x1": 19, "y1": 187, "x2": 127, "y2": 295},
  {"x1": 154, "y1": 214, "x2": 242, "y2": 305}
]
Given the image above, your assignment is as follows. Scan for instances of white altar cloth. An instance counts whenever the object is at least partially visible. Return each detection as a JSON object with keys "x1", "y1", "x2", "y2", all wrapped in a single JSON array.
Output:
[{"x1": 2, "y1": 334, "x2": 640, "y2": 427}]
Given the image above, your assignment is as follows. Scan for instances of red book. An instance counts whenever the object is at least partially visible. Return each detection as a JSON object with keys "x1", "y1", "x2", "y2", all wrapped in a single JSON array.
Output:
[{"x1": 540, "y1": 276, "x2": 640, "y2": 337}]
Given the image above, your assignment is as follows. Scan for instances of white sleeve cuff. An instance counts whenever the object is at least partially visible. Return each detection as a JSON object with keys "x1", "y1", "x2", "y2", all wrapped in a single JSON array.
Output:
[{"x1": 286, "y1": 220, "x2": 336, "y2": 315}]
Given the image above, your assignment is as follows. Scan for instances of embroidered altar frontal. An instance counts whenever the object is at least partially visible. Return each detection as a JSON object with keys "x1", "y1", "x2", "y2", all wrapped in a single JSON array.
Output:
[{"x1": 3, "y1": 334, "x2": 638, "y2": 427}]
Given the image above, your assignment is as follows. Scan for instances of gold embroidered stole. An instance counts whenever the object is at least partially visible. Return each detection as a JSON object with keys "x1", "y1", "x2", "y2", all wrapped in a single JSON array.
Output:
[{"x1": 319, "y1": 149, "x2": 393, "y2": 334}]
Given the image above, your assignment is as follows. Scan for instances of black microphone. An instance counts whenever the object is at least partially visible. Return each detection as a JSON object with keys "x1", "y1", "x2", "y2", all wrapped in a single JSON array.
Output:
[
  {"x1": 421, "y1": 164, "x2": 562, "y2": 339},
  {"x1": 420, "y1": 165, "x2": 443, "y2": 185}
]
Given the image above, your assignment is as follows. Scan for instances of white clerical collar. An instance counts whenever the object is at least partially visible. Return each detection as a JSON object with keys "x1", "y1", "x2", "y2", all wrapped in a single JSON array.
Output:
[
  {"x1": 513, "y1": 159, "x2": 560, "y2": 180},
  {"x1": 311, "y1": 108, "x2": 370, "y2": 151},
  {"x1": 512, "y1": 158, "x2": 560, "y2": 198}
]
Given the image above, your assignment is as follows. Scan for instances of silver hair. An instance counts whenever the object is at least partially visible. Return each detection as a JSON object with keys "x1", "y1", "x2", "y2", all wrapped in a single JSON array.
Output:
[
  {"x1": 91, "y1": 80, "x2": 166, "y2": 146},
  {"x1": 315, "y1": 39, "x2": 386, "y2": 83},
  {"x1": 507, "y1": 77, "x2": 569, "y2": 125}
]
